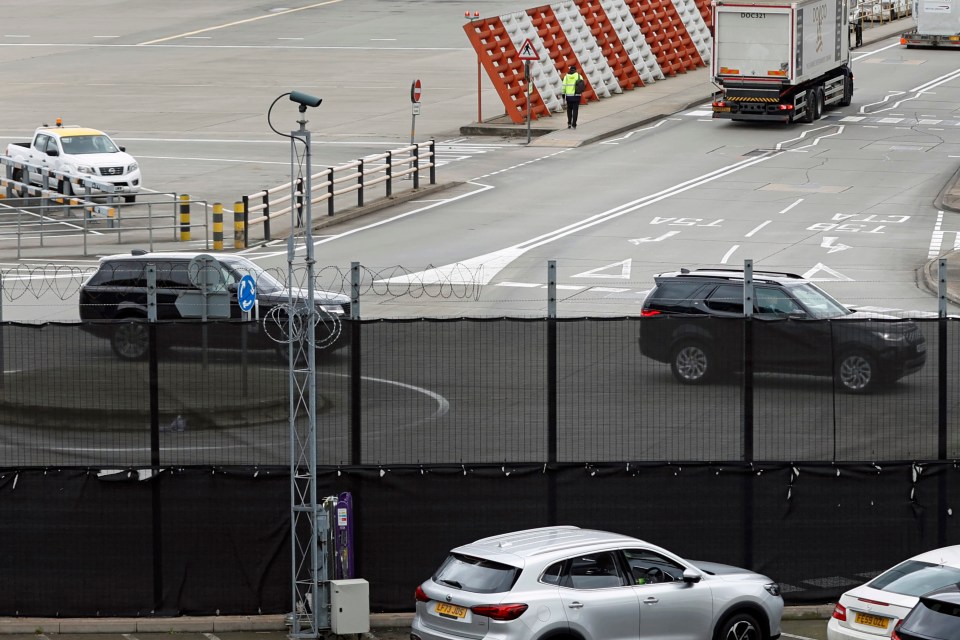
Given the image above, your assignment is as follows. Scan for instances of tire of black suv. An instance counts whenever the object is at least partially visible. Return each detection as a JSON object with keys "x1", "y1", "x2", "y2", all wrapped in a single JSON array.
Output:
[
  {"x1": 836, "y1": 350, "x2": 880, "y2": 393},
  {"x1": 670, "y1": 342, "x2": 713, "y2": 384},
  {"x1": 714, "y1": 612, "x2": 761, "y2": 640},
  {"x1": 111, "y1": 319, "x2": 150, "y2": 360}
]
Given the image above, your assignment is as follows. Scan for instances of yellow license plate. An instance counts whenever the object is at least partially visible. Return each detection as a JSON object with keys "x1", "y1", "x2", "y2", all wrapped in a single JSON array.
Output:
[
  {"x1": 855, "y1": 612, "x2": 889, "y2": 629},
  {"x1": 950, "y1": 35, "x2": 960, "y2": 41},
  {"x1": 435, "y1": 603, "x2": 467, "y2": 618},
  {"x1": 714, "y1": 107, "x2": 732, "y2": 112}
]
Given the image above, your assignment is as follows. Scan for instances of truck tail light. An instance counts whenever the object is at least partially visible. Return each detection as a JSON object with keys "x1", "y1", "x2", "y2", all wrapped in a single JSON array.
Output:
[
  {"x1": 470, "y1": 604, "x2": 528, "y2": 621},
  {"x1": 832, "y1": 603, "x2": 847, "y2": 621},
  {"x1": 712, "y1": 100, "x2": 726, "y2": 108},
  {"x1": 777, "y1": 104, "x2": 794, "y2": 111}
]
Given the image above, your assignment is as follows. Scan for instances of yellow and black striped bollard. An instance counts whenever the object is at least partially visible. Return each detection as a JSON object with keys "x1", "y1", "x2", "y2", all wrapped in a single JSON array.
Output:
[
  {"x1": 213, "y1": 202, "x2": 223, "y2": 250},
  {"x1": 179, "y1": 194, "x2": 191, "y2": 241},
  {"x1": 234, "y1": 201, "x2": 245, "y2": 249}
]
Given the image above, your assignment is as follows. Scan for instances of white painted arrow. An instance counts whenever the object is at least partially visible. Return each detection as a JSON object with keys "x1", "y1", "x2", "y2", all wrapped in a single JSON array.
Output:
[
  {"x1": 628, "y1": 231, "x2": 680, "y2": 245},
  {"x1": 821, "y1": 236, "x2": 851, "y2": 253},
  {"x1": 571, "y1": 259, "x2": 632, "y2": 279}
]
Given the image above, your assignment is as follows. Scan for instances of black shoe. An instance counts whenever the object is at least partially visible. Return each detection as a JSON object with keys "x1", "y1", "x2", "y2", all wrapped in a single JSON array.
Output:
[
  {"x1": 567, "y1": 124, "x2": 572, "y2": 128},
  {"x1": 573, "y1": 124, "x2": 577, "y2": 129}
]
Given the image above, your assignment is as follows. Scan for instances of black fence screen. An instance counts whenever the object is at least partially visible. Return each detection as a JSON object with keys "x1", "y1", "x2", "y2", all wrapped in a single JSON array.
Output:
[{"x1": 0, "y1": 316, "x2": 958, "y2": 616}]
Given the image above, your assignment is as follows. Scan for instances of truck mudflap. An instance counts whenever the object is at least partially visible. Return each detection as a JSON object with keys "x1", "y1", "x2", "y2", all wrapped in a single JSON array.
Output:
[{"x1": 901, "y1": 30, "x2": 960, "y2": 46}]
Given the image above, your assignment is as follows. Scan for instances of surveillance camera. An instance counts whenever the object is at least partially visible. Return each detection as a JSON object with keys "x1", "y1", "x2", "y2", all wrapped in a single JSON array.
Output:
[{"x1": 289, "y1": 91, "x2": 322, "y2": 108}]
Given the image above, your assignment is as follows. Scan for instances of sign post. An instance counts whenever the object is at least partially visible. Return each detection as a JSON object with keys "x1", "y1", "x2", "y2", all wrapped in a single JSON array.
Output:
[
  {"x1": 237, "y1": 273, "x2": 257, "y2": 392},
  {"x1": 517, "y1": 38, "x2": 538, "y2": 145},
  {"x1": 410, "y1": 79, "x2": 422, "y2": 146}
]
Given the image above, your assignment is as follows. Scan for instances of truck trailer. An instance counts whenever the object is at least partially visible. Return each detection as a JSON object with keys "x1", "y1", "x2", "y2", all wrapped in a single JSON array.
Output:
[
  {"x1": 711, "y1": 0, "x2": 854, "y2": 123},
  {"x1": 901, "y1": 0, "x2": 960, "y2": 47}
]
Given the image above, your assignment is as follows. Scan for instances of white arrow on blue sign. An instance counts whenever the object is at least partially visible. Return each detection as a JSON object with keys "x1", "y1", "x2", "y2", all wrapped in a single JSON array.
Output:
[{"x1": 238, "y1": 274, "x2": 257, "y2": 312}]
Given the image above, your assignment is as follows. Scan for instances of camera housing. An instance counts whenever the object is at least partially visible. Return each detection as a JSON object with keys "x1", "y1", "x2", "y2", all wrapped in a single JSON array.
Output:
[{"x1": 289, "y1": 91, "x2": 322, "y2": 108}]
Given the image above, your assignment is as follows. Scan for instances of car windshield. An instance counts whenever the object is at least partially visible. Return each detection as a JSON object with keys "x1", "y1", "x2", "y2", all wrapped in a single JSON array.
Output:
[
  {"x1": 220, "y1": 257, "x2": 286, "y2": 294},
  {"x1": 868, "y1": 560, "x2": 960, "y2": 597},
  {"x1": 60, "y1": 135, "x2": 119, "y2": 155},
  {"x1": 787, "y1": 283, "x2": 851, "y2": 319},
  {"x1": 432, "y1": 553, "x2": 519, "y2": 594}
]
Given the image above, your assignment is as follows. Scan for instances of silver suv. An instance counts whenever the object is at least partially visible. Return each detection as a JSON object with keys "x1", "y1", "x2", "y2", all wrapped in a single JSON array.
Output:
[{"x1": 412, "y1": 526, "x2": 783, "y2": 640}]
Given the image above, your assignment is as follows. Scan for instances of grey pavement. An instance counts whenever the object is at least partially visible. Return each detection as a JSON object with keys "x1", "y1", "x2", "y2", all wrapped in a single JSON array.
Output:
[{"x1": 0, "y1": 15, "x2": 944, "y2": 635}]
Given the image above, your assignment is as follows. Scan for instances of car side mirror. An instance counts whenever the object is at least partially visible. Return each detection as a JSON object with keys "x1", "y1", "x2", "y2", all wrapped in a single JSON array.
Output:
[
  {"x1": 226, "y1": 283, "x2": 239, "y2": 293},
  {"x1": 119, "y1": 146, "x2": 126, "y2": 152},
  {"x1": 46, "y1": 149, "x2": 59, "y2": 157},
  {"x1": 682, "y1": 568, "x2": 702, "y2": 584}
]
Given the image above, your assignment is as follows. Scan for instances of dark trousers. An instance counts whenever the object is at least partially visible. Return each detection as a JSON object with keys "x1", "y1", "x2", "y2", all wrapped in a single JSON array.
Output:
[
  {"x1": 566, "y1": 96, "x2": 581, "y2": 127},
  {"x1": 855, "y1": 22, "x2": 862, "y2": 47}
]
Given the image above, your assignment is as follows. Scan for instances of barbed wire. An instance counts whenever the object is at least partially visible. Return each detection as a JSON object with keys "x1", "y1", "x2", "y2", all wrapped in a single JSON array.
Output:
[{"x1": 0, "y1": 262, "x2": 484, "y2": 302}]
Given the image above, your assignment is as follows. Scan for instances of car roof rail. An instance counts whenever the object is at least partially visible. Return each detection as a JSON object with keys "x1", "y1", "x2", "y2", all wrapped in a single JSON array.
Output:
[
  {"x1": 689, "y1": 268, "x2": 805, "y2": 280},
  {"x1": 131, "y1": 249, "x2": 148, "y2": 256}
]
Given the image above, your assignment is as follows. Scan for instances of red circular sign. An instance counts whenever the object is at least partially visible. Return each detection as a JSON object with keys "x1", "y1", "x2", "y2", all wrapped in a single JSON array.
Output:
[{"x1": 411, "y1": 79, "x2": 422, "y2": 103}]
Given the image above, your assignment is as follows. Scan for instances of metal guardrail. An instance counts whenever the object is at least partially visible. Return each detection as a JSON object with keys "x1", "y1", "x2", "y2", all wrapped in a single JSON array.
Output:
[{"x1": 241, "y1": 139, "x2": 437, "y2": 246}]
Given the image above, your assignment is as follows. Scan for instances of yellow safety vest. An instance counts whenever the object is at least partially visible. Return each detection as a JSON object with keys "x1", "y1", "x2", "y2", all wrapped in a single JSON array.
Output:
[{"x1": 563, "y1": 73, "x2": 582, "y2": 96}]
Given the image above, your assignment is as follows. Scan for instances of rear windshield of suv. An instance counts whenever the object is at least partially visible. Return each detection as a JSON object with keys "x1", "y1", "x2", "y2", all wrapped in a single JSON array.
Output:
[
  {"x1": 647, "y1": 281, "x2": 705, "y2": 311},
  {"x1": 432, "y1": 553, "x2": 520, "y2": 594}
]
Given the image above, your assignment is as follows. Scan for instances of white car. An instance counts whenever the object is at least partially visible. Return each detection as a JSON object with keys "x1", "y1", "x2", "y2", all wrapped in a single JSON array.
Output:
[
  {"x1": 827, "y1": 546, "x2": 960, "y2": 640},
  {"x1": 412, "y1": 526, "x2": 784, "y2": 640}
]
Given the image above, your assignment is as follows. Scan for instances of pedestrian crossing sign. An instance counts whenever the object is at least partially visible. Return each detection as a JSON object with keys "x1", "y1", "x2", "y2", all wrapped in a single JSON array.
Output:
[{"x1": 518, "y1": 38, "x2": 538, "y2": 60}]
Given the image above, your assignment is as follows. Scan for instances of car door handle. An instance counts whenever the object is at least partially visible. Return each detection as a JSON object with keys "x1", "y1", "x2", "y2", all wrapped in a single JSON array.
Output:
[
  {"x1": 567, "y1": 602, "x2": 584, "y2": 609},
  {"x1": 643, "y1": 597, "x2": 659, "y2": 605}
]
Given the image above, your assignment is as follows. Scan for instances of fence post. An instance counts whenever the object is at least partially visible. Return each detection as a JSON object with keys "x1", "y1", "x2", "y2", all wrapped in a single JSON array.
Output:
[
  {"x1": 429, "y1": 139, "x2": 436, "y2": 184},
  {"x1": 261, "y1": 191, "x2": 271, "y2": 241},
  {"x1": 234, "y1": 201, "x2": 245, "y2": 249},
  {"x1": 547, "y1": 260, "x2": 558, "y2": 526},
  {"x1": 386, "y1": 150, "x2": 393, "y2": 197},
  {"x1": 328, "y1": 168, "x2": 335, "y2": 217},
  {"x1": 213, "y1": 202, "x2": 223, "y2": 251},
  {"x1": 413, "y1": 144, "x2": 420, "y2": 190},
  {"x1": 357, "y1": 158, "x2": 365, "y2": 208},
  {"x1": 351, "y1": 261, "x2": 361, "y2": 465},
  {"x1": 179, "y1": 194, "x2": 191, "y2": 241},
  {"x1": 938, "y1": 258, "x2": 948, "y2": 546}
]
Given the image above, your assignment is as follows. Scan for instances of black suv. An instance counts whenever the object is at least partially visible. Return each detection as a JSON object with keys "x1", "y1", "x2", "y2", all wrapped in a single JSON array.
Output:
[
  {"x1": 638, "y1": 268, "x2": 927, "y2": 393},
  {"x1": 79, "y1": 251, "x2": 351, "y2": 360}
]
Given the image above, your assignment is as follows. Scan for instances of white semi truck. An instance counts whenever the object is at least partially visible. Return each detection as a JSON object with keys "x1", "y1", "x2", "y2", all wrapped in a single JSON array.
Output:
[
  {"x1": 711, "y1": 0, "x2": 854, "y2": 123},
  {"x1": 900, "y1": 0, "x2": 960, "y2": 47}
]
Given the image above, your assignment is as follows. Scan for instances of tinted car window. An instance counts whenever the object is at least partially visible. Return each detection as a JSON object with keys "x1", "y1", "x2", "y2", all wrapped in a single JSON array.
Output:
[
  {"x1": 562, "y1": 552, "x2": 627, "y2": 590},
  {"x1": 704, "y1": 284, "x2": 743, "y2": 314},
  {"x1": 86, "y1": 261, "x2": 145, "y2": 287},
  {"x1": 868, "y1": 560, "x2": 960, "y2": 596},
  {"x1": 433, "y1": 553, "x2": 519, "y2": 594},
  {"x1": 756, "y1": 286, "x2": 802, "y2": 315},
  {"x1": 648, "y1": 281, "x2": 704, "y2": 311}
]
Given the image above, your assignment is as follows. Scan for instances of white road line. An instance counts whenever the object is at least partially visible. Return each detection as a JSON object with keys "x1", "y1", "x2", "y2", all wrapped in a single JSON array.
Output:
[
  {"x1": 781, "y1": 634, "x2": 818, "y2": 640},
  {"x1": 0, "y1": 42, "x2": 469, "y2": 51},
  {"x1": 779, "y1": 198, "x2": 803, "y2": 214},
  {"x1": 137, "y1": 0, "x2": 346, "y2": 45},
  {"x1": 600, "y1": 120, "x2": 668, "y2": 144},
  {"x1": 136, "y1": 154, "x2": 288, "y2": 165},
  {"x1": 745, "y1": 220, "x2": 771, "y2": 237},
  {"x1": 721, "y1": 245, "x2": 739, "y2": 264},
  {"x1": 204, "y1": 633, "x2": 222, "y2": 640},
  {"x1": 929, "y1": 210, "x2": 944, "y2": 259}
]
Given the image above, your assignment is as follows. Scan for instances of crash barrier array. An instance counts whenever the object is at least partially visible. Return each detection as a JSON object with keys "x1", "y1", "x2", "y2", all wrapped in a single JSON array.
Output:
[
  {"x1": 2, "y1": 462, "x2": 958, "y2": 616},
  {"x1": 240, "y1": 140, "x2": 437, "y2": 247},
  {"x1": 0, "y1": 194, "x2": 212, "y2": 258},
  {"x1": 463, "y1": 0, "x2": 712, "y2": 124}
]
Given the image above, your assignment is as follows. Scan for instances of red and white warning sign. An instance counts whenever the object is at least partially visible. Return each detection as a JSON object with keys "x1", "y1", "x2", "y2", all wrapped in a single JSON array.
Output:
[{"x1": 517, "y1": 38, "x2": 538, "y2": 60}]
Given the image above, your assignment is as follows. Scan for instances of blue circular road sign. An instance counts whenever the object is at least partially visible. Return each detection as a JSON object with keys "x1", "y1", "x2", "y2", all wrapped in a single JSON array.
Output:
[{"x1": 238, "y1": 275, "x2": 257, "y2": 313}]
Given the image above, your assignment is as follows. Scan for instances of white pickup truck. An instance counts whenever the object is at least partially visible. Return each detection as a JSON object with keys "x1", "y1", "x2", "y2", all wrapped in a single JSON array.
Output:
[{"x1": 5, "y1": 123, "x2": 142, "y2": 202}]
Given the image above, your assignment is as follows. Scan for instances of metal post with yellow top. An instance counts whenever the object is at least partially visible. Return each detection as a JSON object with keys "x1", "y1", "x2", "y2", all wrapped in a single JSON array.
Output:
[{"x1": 179, "y1": 194, "x2": 191, "y2": 241}]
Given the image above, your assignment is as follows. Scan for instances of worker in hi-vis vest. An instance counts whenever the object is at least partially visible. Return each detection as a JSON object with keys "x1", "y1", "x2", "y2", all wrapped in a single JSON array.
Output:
[{"x1": 562, "y1": 65, "x2": 583, "y2": 129}]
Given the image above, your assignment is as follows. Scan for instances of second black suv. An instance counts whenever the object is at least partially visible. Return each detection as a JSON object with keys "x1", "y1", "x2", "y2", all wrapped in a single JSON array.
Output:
[
  {"x1": 638, "y1": 268, "x2": 927, "y2": 393},
  {"x1": 79, "y1": 251, "x2": 351, "y2": 360}
]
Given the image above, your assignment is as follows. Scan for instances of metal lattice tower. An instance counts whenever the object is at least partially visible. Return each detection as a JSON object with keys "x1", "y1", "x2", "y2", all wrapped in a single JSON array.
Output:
[{"x1": 287, "y1": 113, "x2": 329, "y2": 639}]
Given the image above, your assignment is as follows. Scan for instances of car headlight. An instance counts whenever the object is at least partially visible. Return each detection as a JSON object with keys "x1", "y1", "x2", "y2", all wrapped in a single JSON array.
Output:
[
  {"x1": 77, "y1": 165, "x2": 96, "y2": 175},
  {"x1": 127, "y1": 162, "x2": 138, "y2": 173},
  {"x1": 763, "y1": 582, "x2": 781, "y2": 597},
  {"x1": 318, "y1": 304, "x2": 344, "y2": 314},
  {"x1": 873, "y1": 330, "x2": 906, "y2": 342}
]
